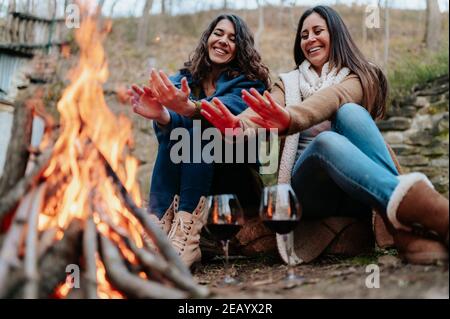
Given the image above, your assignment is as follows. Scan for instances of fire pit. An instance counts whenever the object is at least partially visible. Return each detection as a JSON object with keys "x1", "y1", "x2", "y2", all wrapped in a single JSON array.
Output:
[{"x1": 0, "y1": 11, "x2": 208, "y2": 299}]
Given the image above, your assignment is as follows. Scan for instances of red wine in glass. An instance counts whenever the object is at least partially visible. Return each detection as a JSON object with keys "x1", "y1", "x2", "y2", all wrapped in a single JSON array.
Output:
[
  {"x1": 263, "y1": 220, "x2": 300, "y2": 235},
  {"x1": 206, "y1": 194, "x2": 244, "y2": 285},
  {"x1": 260, "y1": 184, "x2": 303, "y2": 285}
]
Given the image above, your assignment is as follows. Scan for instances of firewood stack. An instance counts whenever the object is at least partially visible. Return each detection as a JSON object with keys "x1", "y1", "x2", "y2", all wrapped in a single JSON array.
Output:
[{"x1": 0, "y1": 11, "x2": 209, "y2": 299}]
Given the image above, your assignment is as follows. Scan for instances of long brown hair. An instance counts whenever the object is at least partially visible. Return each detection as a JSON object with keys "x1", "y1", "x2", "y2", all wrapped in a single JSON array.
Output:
[
  {"x1": 182, "y1": 14, "x2": 271, "y2": 89},
  {"x1": 294, "y1": 6, "x2": 388, "y2": 119}
]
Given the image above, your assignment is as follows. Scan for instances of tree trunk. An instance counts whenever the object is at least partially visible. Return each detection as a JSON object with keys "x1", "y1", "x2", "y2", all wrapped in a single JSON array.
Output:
[
  {"x1": 136, "y1": 0, "x2": 154, "y2": 49},
  {"x1": 254, "y1": 0, "x2": 265, "y2": 50},
  {"x1": 362, "y1": 6, "x2": 367, "y2": 46},
  {"x1": 0, "y1": 97, "x2": 33, "y2": 200},
  {"x1": 161, "y1": 0, "x2": 166, "y2": 15},
  {"x1": 383, "y1": 0, "x2": 389, "y2": 72},
  {"x1": 424, "y1": 0, "x2": 441, "y2": 50}
]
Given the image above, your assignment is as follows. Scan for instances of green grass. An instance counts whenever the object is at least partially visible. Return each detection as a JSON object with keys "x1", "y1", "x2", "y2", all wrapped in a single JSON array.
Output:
[{"x1": 388, "y1": 45, "x2": 449, "y2": 103}]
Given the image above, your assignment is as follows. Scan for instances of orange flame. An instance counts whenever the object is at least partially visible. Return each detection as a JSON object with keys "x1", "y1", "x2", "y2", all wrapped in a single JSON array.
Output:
[
  {"x1": 39, "y1": 6, "x2": 147, "y2": 299},
  {"x1": 96, "y1": 254, "x2": 124, "y2": 299}
]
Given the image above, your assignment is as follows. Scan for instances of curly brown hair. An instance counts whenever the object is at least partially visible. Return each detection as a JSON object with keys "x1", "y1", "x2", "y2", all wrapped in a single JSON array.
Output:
[{"x1": 182, "y1": 14, "x2": 271, "y2": 89}]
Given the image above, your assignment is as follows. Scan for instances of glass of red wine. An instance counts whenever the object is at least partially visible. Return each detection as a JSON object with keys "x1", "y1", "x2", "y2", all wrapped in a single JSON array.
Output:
[
  {"x1": 205, "y1": 194, "x2": 244, "y2": 285},
  {"x1": 260, "y1": 184, "x2": 304, "y2": 285}
]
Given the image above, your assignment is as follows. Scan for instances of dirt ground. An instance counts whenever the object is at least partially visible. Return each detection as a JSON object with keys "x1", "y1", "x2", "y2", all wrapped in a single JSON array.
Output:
[{"x1": 193, "y1": 253, "x2": 449, "y2": 299}]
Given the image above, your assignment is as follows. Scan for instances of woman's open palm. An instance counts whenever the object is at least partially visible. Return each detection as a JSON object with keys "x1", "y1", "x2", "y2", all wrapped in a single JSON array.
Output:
[
  {"x1": 128, "y1": 84, "x2": 165, "y2": 120},
  {"x1": 241, "y1": 88, "x2": 291, "y2": 134},
  {"x1": 200, "y1": 98, "x2": 241, "y2": 134}
]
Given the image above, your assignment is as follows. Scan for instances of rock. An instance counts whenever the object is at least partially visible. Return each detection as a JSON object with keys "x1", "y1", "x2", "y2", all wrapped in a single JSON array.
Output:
[
  {"x1": 386, "y1": 106, "x2": 417, "y2": 118},
  {"x1": 421, "y1": 145, "x2": 448, "y2": 156},
  {"x1": 378, "y1": 255, "x2": 401, "y2": 268},
  {"x1": 377, "y1": 117, "x2": 412, "y2": 131},
  {"x1": 430, "y1": 158, "x2": 449, "y2": 168},
  {"x1": 410, "y1": 115, "x2": 434, "y2": 131},
  {"x1": 413, "y1": 96, "x2": 430, "y2": 109},
  {"x1": 405, "y1": 131, "x2": 434, "y2": 146},
  {"x1": 397, "y1": 155, "x2": 429, "y2": 167},
  {"x1": 382, "y1": 132, "x2": 404, "y2": 144},
  {"x1": 427, "y1": 101, "x2": 449, "y2": 115},
  {"x1": 432, "y1": 113, "x2": 449, "y2": 135},
  {"x1": 416, "y1": 166, "x2": 447, "y2": 179},
  {"x1": 390, "y1": 144, "x2": 418, "y2": 156}
]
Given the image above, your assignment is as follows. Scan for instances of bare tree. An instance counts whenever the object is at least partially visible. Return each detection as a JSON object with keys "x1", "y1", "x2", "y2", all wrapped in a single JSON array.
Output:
[
  {"x1": 278, "y1": 0, "x2": 286, "y2": 28},
  {"x1": 362, "y1": 5, "x2": 367, "y2": 46},
  {"x1": 223, "y1": 0, "x2": 229, "y2": 10},
  {"x1": 254, "y1": 0, "x2": 265, "y2": 50},
  {"x1": 161, "y1": 0, "x2": 166, "y2": 15},
  {"x1": 136, "y1": 0, "x2": 154, "y2": 48},
  {"x1": 383, "y1": 0, "x2": 389, "y2": 72},
  {"x1": 109, "y1": 0, "x2": 120, "y2": 17},
  {"x1": 424, "y1": 0, "x2": 441, "y2": 50}
]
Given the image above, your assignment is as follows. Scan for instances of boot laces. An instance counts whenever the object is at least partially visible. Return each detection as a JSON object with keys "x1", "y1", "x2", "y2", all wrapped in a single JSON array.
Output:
[{"x1": 168, "y1": 215, "x2": 194, "y2": 252}]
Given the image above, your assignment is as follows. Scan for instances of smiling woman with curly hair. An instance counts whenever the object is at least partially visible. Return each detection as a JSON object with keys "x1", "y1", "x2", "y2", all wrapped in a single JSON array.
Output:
[{"x1": 128, "y1": 14, "x2": 270, "y2": 269}]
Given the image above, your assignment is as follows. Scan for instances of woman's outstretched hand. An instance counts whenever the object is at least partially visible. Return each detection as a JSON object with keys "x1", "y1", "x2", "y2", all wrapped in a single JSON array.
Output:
[
  {"x1": 241, "y1": 88, "x2": 291, "y2": 134},
  {"x1": 200, "y1": 98, "x2": 242, "y2": 134},
  {"x1": 127, "y1": 84, "x2": 170, "y2": 124},
  {"x1": 149, "y1": 69, "x2": 196, "y2": 117}
]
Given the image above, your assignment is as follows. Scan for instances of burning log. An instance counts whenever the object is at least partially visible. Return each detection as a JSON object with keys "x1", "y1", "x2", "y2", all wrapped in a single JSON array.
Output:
[
  {"x1": 100, "y1": 212, "x2": 208, "y2": 297},
  {"x1": 99, "y1": 235, "x2": 188, "y2": 299},
  {"x1": 83, "y1": 215, "x2": 98, "y2": 299},
  {"x1": 103, "y1": 157, "x2": 192, "y2": 278}
]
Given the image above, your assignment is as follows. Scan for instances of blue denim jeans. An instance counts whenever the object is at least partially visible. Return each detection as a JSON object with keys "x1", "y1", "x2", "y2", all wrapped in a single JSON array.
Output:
[
  {"x1": 291, "y1": 103, "x2": 400, "y2": 219},
  {"x1": 149, "y1": 115, "x2": 214, "y2": 218}
]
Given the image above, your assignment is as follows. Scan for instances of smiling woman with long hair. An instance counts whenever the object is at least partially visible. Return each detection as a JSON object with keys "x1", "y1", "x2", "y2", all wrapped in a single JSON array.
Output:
[
  {"x1": 128, "y1": 14, "x2": 270, "y2": 269},
  {"x1": 201, "y1": 6, "x2": 449, "y2": 265}
]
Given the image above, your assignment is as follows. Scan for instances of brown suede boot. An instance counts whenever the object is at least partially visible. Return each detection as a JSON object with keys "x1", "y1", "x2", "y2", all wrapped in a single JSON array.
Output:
[
  {"x1": 393, "y1": 230, "x2": 448, "y2": 265},
  {"x1": 387, "y1": 173, "x2": 449, "y2": 247},
  {"x1": 380, "y1": 211, "x2": 448, "y2": 265},
  {"x1": 168, "y1": 197, "x2": 208, "y2": 269},
  {"x1": 149, "y1": 195, "x2": 179, "y2": 235}
]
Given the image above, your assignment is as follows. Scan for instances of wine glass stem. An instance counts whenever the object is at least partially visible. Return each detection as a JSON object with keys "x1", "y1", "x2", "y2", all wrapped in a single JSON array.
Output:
[
  {"x1": 222, "y1": 239, "x2": 231, "y2": 281},
  {"x1": 284, "y1": 234, "x2": 295, "y2": 279}
]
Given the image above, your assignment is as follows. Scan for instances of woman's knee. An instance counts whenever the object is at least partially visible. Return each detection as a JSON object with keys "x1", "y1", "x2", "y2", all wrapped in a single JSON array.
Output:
[
  {"x1": 334, "y1": 103, "x2": 372, "y2": 128},
  {"x1": 310, "y1": 131, "x2": 345, "y2": 155}
]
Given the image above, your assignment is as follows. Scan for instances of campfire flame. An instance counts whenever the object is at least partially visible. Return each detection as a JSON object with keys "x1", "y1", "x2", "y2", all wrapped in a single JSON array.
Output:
[{"x1": 36, "y1": 11, "x2": 146, "y2": 298}]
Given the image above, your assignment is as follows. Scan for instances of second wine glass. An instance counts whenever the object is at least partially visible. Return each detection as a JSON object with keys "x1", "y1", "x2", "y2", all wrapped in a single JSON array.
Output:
[{"x1": 260, "y1": 184, "x2": 304, "y2": 285}]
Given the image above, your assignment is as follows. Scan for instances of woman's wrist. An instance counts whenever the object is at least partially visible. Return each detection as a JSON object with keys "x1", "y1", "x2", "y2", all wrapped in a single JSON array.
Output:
[
  {"x1": 155, "y1": 108, "x2": 171, "y2": 125},
  {"x1": 183, "y1": 99, "x2": 198, "y2": 117}
]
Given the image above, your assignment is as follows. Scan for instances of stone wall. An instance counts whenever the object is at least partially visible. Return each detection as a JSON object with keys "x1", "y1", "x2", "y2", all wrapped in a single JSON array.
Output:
[{"x1": 377, "y1": 75, "x2": 449, "y2": 197}]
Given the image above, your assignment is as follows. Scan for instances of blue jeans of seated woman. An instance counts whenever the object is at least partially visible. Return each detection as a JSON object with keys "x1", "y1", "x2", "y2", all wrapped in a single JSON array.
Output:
[
  {"x1": 149, "y1": 115, "x2": 214, "y2": 218},
  {"x1": 291, "y1": 103, "x2": 400, "y2": 220}
]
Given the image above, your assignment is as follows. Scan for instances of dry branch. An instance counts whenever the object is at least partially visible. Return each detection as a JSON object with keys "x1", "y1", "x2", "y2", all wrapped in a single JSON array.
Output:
[
  {"x1": 100, "y1": 214, "x2": 208, "y2": 297},
  {"x1": 0, "y1": 97, "x2": 34, "y2": 199},
  {"x1": 83, "y1": 215, "x2": 98, "y2": 299},
  {"x1": 99, "y1": 234, "x2": 187, "y2": 299},
  {"x1": 23, "y1": 184, "x2": 46, "y2": 299},
  {"x1": 2, "y1": 219, "x2": 83, "y2": 298},
  {"x1": 0, "y1": 188, "x2": 36, "y2": 297},
  {"x1": 103, "y1": 161, "x2": 192, "y2": 278},
  {"x1": 0, "y1": 147, "x2": 53, "y2": 220}
]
